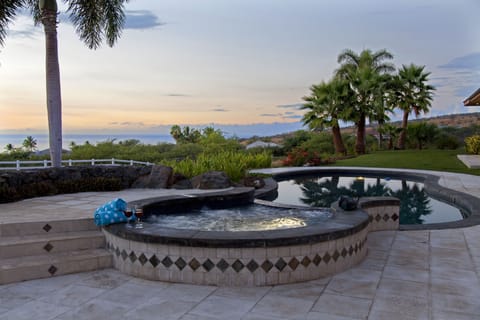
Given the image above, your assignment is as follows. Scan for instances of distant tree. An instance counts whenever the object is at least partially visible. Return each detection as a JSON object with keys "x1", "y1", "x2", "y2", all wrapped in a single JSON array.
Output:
[
  {"x1": 407, "y1": 122, "x2": 438, "y2": 149},
  {"x1": 22, "y1": 136, "x2": 38, "y2": 152},
  {"x1": 378, "y1": 123, "x2": 402, "y2": 150},
  {"x1": 170, "y1": 125, "x2": 201, "y2": 144},
  {"x1": 393, "y1": 64, "x2": 435, "y2": 149},
  {"x1": 4, "y1": 143, "x2": 14, "y2": 153}
]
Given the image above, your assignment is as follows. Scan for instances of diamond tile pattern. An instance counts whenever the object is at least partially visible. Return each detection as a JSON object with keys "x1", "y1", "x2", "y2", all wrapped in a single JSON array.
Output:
[
  {"x1": 189, "y1": 258, "x2": 201, "y2": 271},
  {"x1": 261, "y1": 260, "x2": 273, "y2": 272},
  {"x1": 289, "y1": 257, "x2": 299, "y2": 270},
  {"x1": 246, "y1": 259, "x2": 259, "y2": 272},
  {"x1": 162, "y1": 256, "x2": 173, "y2": 268},
  {"x1": 175, "y1": 257, "x2": 187, "y2": 270},
  {"x1": 109, "y1": 237, "x2": 368, "y2": 274},
  {"x1": 43, "y1": 242, "x2": 53, "y2": 252},
  {"x1": 129, "y1": 251, "x2": 137, "y2": 263},
  {"x1": 48, "y1": 265, "x2": 57, "y2": 275},
  {"x1": 275, "y1": 258, "x2": 287, "y2": 271},
  {"x1": 149, "y1": 255, "x2": 160, "y2": 267},
  {"x1": 216, "y1": 259, "x2": 229, "y2": 272},
  {"x1": 202, "y1": 259, "x2": 214, "y2": 271},
  {"x1": 43, "y1": 224, "x2": 52, "y2": 232},
  {"x1": 138, "y1": 253, "x2": 148, "y2": 266}
]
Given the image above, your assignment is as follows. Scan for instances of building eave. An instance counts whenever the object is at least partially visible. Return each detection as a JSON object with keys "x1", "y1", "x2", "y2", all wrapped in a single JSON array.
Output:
[{"x1": 464, "y1": 87, "x2": 480, "y2": 106}]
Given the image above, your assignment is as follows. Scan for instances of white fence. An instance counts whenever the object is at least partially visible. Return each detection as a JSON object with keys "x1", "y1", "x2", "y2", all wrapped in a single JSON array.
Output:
[{"x1": 0, "y1": 158, "x2": 153, "y2": 171}]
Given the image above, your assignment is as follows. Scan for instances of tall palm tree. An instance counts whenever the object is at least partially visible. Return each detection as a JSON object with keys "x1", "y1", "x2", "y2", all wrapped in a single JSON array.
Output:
[
  {"x1": 302, "y1": 77, "x2": 351, "y2": 155},
  {"x1": 0, "y1": 0, "x2": 129, "y2": 167},
  {"x1": 394, "y1": 64, "x2": 435, "y2": 149},
  {"x1": 336, "y1": 49, "x2": 395, "y2": 154}
]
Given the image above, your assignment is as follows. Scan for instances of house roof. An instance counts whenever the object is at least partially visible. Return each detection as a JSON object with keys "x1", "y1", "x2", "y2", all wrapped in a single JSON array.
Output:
[
  {"x1": 464, "y1": 88, "x2": 480, "y2": 106},
  {"x1": 245, "y1": 141, "x2": 280, "y2": 149}
]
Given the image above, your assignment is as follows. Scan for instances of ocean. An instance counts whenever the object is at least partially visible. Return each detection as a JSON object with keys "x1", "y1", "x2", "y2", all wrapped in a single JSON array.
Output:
[{"x1": 0, "y1": 134, "x2": 175, "y2": 151}]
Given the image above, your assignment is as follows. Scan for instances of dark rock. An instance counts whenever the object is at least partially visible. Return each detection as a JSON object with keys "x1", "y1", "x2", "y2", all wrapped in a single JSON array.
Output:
[
  {"x1": 339, "y1": 196, "x2": 359, "y2": 211},
  {"x1": 170, "y1": 173, "x2": 193, "y2": 189},
  {"x1": 132, "y1": 165, "x2": 173, "y2": 189},
  {"x1": 191, "y1": 171, "x2": 232, "y2": 189},
  {"x1": 242, "y1": 176, "x2": 266, "y2": 189}
]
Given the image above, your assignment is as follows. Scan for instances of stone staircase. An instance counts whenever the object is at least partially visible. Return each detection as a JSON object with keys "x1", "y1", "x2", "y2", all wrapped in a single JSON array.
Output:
[{"x1": 0, "y1": 218, "x2": 112, "y2": 285}]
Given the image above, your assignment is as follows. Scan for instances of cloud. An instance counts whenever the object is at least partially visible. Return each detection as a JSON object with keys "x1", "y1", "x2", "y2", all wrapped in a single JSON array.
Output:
[
  {"x1": 109, "y1": 121, "x2": 145, "y2": 127},
  {"x1": 439, "y1": 52, "x2": 480, "y2": 70},
  {"x1": 283, "y1": 115, "x2": 302, "y2": 119},
  {"x1": 260, "y1": 113, "x2": 282, "y2": 117},
  {"x1": 124, "y1": 10, "x2": 164, "y2": 30},
  {"x1": 165, "y1": 93, "x2": 190, "y2": 97},
  {"x1": 211, "y1": 108, "x2": 229, "y2": 112},
  {"x1": 277, "y1": 103, "x2": 304, "y2": 109},
  {"x1": 7, "y1": 27, "x2": 40, "y2": 39}
]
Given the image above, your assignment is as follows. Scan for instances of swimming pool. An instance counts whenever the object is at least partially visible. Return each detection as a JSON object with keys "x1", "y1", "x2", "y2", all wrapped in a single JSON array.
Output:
[{"x1": 272, "y1": 174, "x2": 467, "y2": 225}]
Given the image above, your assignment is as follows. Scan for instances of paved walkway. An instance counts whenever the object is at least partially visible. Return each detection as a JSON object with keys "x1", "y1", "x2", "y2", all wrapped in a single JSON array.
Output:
[{"x1": 1, "y1": 168, "x2": 480, "y2": 319}]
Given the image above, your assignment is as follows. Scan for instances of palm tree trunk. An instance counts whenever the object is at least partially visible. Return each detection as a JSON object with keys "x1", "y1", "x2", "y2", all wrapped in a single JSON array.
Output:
[
  {"x1": 331, "y1": 124, "x2": 347, "y2": 156},
  {"x1": 388, "y1": 137, "x2": 393, "y2": 150},
  {"x1": 41, "y1": 8, "x2": 62, "y2": 167},
  {"x1": 397, "y1": 111, "x2": 409, "y2": 150},
  {"x1": 355, "y1": 113, "x2": 366, "y2": 154}
]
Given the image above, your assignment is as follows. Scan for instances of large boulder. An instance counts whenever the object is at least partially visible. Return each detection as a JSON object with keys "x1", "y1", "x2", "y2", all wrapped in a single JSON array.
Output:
[
  {"x1": 132, "y1": 165, "x2": 173, "y2": 189},
  {"x1": 170, "y1": 173, "x2": 193, "y2": 189},
  {"x1": 191, "y1": 171, "x2": 232, "y2": 189}
]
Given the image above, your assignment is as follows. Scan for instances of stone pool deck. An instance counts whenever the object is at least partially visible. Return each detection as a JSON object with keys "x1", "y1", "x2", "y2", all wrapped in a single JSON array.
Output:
[{"x1": 1, "y1": 167, "x2": 480, "y2": 319}]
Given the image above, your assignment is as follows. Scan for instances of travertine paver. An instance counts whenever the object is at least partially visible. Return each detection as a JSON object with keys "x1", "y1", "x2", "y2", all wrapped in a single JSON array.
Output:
[{"x1": 0, "y1": 168, "x2": 480, "y2": 319}]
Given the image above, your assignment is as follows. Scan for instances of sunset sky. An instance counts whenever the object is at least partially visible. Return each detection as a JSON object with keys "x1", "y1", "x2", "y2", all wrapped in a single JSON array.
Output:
[{"x1": 0, "y1": 0, "x2": 479, "y2": 136}]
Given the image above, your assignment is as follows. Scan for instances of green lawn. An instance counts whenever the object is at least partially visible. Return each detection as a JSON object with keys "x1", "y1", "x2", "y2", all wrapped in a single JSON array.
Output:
[{"x1": 331, "y1": 149, "x2": 480, "y2": 175}]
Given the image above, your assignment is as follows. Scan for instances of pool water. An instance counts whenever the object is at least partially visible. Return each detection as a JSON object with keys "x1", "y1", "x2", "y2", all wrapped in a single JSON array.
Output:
[
  {"x1": 273, "y1": 175, "x2": 466, "y2": 225},
  {"x1": 146, "y1": 204, "x2": 333, "y2": 231}
]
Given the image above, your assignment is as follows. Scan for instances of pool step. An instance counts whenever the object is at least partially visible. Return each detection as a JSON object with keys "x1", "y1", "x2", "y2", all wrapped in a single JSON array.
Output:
[
  {"x1": 0, "y1": 230, "x2": 106, "y2": 259},
  {"x1": 0, "y1": 219, "x2": 112, "y2": 285},
  {"x1": 0, "y1": 249, "x2": 112, "y2": 285},
  {"x1": 0, "y1": 217, "x2": 98, "y2": 237}
]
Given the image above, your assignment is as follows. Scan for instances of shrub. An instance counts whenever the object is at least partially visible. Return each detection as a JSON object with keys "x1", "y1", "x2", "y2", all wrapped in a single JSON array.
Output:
[
  {"x1": 283, "y1": 148, "x2": 323, "y2": 166},
  {"x1": 436, "y1": 133, "x2": 460, "y2": 150},
  {"x1": 465, "y1": 135, "x2": 480, "y2": 154},
  {"x1": 162, "y1": 151, "x2": 271, "y2": 182}
]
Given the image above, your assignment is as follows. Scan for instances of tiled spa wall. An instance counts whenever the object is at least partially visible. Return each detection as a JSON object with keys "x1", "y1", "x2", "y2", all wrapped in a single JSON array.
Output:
[{"x1": 104, "y1": 198, "x2": 399, "y2": 286}]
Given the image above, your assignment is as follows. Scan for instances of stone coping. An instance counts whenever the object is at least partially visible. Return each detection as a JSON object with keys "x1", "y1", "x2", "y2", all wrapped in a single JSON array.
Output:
[
  {"x1": 104, "y1": 185, "x2": 387, "y2": 248},
  {"x1": 261, "y1": 167, "x2": 480, "y2": 230}
]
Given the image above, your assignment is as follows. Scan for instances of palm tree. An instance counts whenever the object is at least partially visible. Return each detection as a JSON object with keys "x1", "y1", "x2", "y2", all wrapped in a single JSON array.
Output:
[
  {"x1": 336, "y1": 49, "x2": 395, "y2": 154},
  {"x1": 4, "y1": 143, "x2": 14, "y2": 153},
  {"x1": 0, "y1": 0, "x2": 129, "y2": 167},
  {"x1": 394, "y1": 64, "x2": 435, "y2": 149},
  {"x1": 302, "y1": 77, "x2": 351, "y2": 155},
  {"x1": 378, "y1": 123, "x2": 402, "y2": 150},
  {"x1": 22, "y1": 135, "x2": 38, "y2": 152}
]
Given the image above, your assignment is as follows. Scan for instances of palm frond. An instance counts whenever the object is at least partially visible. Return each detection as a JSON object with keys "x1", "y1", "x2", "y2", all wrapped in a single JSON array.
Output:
[
  {"x1": 0, "y1": 0, "x2": 25, "y2": 46},
  {"x1": 66, "y1": 0, "x2": 127, "y2": 49}
]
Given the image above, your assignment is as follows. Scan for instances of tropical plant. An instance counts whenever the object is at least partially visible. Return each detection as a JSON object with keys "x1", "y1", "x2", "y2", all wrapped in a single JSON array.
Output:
[
  {"x1": 170, "y1": 125, "x2": 201, "y2": 144},
  {"x1": 162, "y1": 151, "x2": 271, "y2": 182},
  {"x1": 393, "y1": 64, "x2": 435, "y2": 149},
  {"x1": 336, "y1": 48, "x2": 395, "y2": 154},
  {"x1": 465, "y1": 135, "x2": 480, "y2": 154},
  {"x1": 407, "y1": 122, "x2": 438, "y2": 149},
  {"x1": 22, "y1": 136, "x2": 38, "y2": 152},
  {"x1": 0, "y1": 0, "x2": 130, "y2": 167},
  {"x1": 302, "y1": 77, "x2": 351, "y2": 155},
  {"x1": 378, "y1": 123, "x2": 402, "y2": 150},
  {"x1": 4, "y1": 143, "x2": 14, "y2": 154}
]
